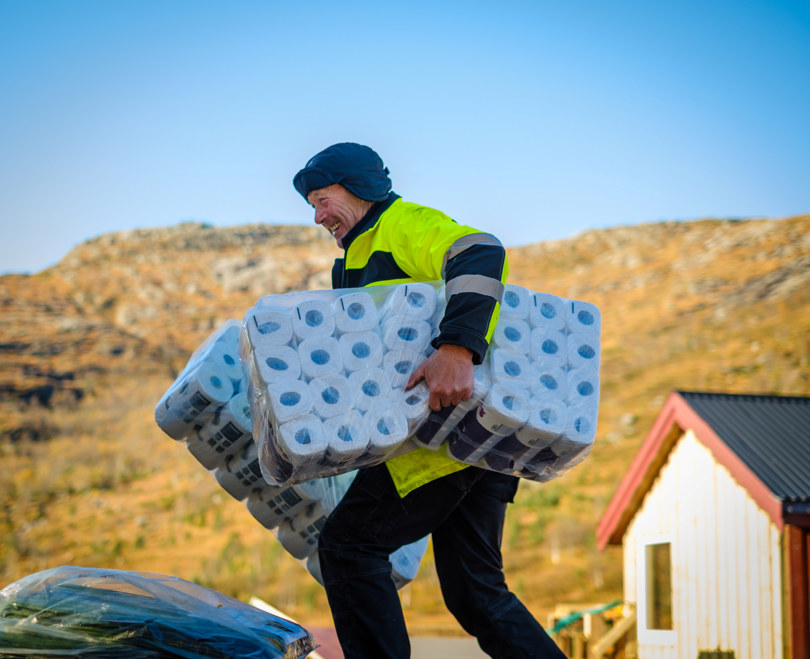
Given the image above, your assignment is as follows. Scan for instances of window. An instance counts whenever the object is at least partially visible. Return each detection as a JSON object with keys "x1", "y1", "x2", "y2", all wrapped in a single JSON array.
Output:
[
  {"x1": 637, "y1": 537, "x2": 676, "y2": 645},
  {"x1": 645, "y1": 542, "x2": 673, "y2": 630}
]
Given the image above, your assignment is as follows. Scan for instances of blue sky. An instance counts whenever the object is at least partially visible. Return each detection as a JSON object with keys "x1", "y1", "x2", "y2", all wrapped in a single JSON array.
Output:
[{"x1": 1, "y1": 0, "x2": 809, "y2": 274}]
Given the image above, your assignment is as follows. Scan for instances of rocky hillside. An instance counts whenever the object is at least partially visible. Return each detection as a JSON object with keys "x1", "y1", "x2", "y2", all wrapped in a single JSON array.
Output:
[{"x1": 1, "y1": 214, "x2": 808, "y2": 633}]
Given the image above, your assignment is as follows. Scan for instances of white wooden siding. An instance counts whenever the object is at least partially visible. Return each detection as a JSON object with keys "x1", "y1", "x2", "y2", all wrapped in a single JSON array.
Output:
[{"x1": 623, "y1": 430, "x2": 783, "y2": 659}]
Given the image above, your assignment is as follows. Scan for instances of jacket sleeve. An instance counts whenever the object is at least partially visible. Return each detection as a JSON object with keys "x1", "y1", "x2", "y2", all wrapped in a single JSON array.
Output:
[{"x1": 390, "y1": 206, "x2": 508, "y2": 364}]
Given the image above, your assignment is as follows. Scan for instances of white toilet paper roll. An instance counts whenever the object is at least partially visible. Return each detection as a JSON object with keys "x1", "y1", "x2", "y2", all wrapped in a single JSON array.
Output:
[
  {"x1": 190, "y1": 392, "x2": 253, "y2": 468},
  {"x1": 552, "y1": 406, "x2": 597, "y2": 462},
  {"x1": 334, "y1": 291, "x2": 379, "y2": 334},
  {"x1": 566, "y1": 331, "x2": 601, "y2": 370},
  {"x1": 246, "y1": 310, "x2": 294, "y2": 349},
  {"x1": 382, "y1": 350, "x2": 422, "y2": 388},
  {"x1": 200, "y1": 340, "x2": 244, "y2": 384},
  {"x1": 214, "y1": 441, "x2": 265, "y2": 501},
  {"x1": 565, "y1": 365, "x2": 600, "y2": 408},
  {"x1": 298, "y1": 336, "x2": 342, "y2": 380},
  {"x1": 566, "y1": 299, "x2": 601, "y2": 335},
  {"x1": 364, "y1": 407, "x2": 410, "y2": 456},
  {"x1": 515, "y1": 397, "x2": 569, "y2": 448},
  {"x1": 277, "y1": 414, "x2": 328, "y2": 467},
  {"x1": 531, "y1": 365, "x2": 568, "y2": 398},
  {"x1": 449, "y1": 383, "x2": 530, "y2": 464},
  {"x1": 323, "y1": 410, "x2": 369, "y2": 464},
  {"x1": 493, "y1": 317, "x2": 532, "y2": 355},
  {"x1": 309, "y1": 374, "x2": 355, "y2": 419},
  {"x1": 255, "y1": 345, "x2": 301, "y2": 386},
  {"x1": 158, "y1": 363, "x2": 235, "y2": 440},
  {"x1": 500, "y1": 284, "x2": 531, "y2": 319},
  {"x1": 412, "y1": 366, "x2": 492, "y2": 448},
  {"x1": 391, "y1": 536, "x2": 430, "y2": 588},
  {"x1": 400, "y1": 382, "x2": 430, "y2": 425},
  {"x1": 246, "y1": 482, "x2": 320, "y2": 530},
  {"x1": 268, "y1": 379, "x2": 313, "y2": 423},
  {"x1": 293, "y1": 298, "x2": 336, "y2": 341},
  {"x1": 338, "y1": 331, "x2": 384, "y2": 372},
  {"x1": 277, "y1": 502, "x2": 328, "y2": 559},
  {"x1": 349, "y1": 367, "x2": 392, "y2": 411},
  {"x1": 529, "y1": 328, "x2": 568, "y2": 369},
  {"x1": 529, "y1": 292, "x2": 567, "y2": 331},
  {"x1": 491, "y1": 348, "x2": 534, "y2": 385},
  {"x1": 381, "y1": 283, "x2": 436, "y2": 323},
  {"x1": 381, "y1": 316, "x2": 432, "y2": 353}
]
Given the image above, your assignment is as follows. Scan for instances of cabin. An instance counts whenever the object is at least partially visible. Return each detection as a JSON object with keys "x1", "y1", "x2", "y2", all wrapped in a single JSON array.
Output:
[{"x1": 597, "y1": 391, "x2": 810, "y2": 659}]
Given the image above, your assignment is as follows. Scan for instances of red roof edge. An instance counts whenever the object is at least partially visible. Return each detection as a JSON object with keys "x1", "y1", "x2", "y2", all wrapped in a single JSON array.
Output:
[{"x1": 596, "y1": 392, "x2": 784, "y2": 550}]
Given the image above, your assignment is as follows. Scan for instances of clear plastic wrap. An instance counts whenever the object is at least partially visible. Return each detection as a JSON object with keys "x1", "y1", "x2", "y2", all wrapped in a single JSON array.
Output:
[
  {"x1": 240, "y1": 283, "x2": 445, "y2": 486},
  {"x1": 241, "y1": 282, "x2": 601, "y2": 486},
  {"x1": 154, "y1": 282, "x2": 600, "y2": 589},
  {"x1": 154, "y1": 318, "x2": 430, "y2": 591},
  {"x1": 0, "y1": 566, "x2": 313, "y2": 658}
]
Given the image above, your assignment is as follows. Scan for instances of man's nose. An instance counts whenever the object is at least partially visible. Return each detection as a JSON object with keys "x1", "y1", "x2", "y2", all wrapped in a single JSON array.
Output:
[{"x1": 314, "y1": 207, "x2": 326, "y2": 224}]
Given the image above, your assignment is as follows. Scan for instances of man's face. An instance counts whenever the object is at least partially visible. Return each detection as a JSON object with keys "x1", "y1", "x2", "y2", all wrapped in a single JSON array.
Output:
[{"x1": 307, "y1": 184, "x2": 370, "y2": 248}]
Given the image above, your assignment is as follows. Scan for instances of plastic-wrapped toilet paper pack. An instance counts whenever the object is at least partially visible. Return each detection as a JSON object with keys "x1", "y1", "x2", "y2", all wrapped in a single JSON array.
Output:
[
  {"x1": 238, "y1": 282, "x2": 600, "y2": 486},
  {"x1": 240, "y1": 284, "x2": 447, "y2": 486},
  {"x1": 154, "y1": 320, "x2": 429, "y2": 592}
]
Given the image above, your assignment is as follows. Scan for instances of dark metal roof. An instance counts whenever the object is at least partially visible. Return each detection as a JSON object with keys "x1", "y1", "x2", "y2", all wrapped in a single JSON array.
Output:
[{"x1": 678, "y1": 391, "x2": 810, "y2": 502}]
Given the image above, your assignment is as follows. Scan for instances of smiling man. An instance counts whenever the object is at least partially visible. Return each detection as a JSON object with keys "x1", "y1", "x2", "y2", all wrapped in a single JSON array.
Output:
[{"x1": 292, "y1": 143, "x2": 565, "y2": 658}]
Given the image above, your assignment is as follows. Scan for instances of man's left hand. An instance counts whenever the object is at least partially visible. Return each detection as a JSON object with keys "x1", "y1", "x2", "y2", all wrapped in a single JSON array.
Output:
[{"x1": 406, "y1": 344, "x2": 474, "y2": 411}]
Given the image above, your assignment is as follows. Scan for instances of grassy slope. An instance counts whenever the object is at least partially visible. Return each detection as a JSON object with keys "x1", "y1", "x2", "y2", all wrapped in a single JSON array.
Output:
[{"x1": 1, "y1": 215, "x2": 808, "y2": 635}]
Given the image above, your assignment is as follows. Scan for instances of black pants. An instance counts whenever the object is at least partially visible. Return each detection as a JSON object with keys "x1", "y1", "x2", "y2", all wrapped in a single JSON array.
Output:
[{"x1": 317, "y1": 463, "x2": 566, "y2": 658}]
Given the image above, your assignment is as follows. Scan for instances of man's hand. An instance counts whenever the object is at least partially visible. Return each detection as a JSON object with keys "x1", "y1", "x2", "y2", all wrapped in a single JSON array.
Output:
[{"x1": 406, "y1": 344, "x2": 474, "y2": 411}]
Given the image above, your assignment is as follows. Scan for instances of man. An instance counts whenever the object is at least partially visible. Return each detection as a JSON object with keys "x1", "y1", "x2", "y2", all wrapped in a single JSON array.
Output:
[{"x1": 293, "y1": 143, "x2": 565, "y2": 658}]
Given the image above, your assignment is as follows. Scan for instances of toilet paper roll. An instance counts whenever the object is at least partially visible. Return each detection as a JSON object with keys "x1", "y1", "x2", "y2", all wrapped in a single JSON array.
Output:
[
  {"x1": 268, "y1": 379, "x2": 313, "y2": 423},
  {"x1": 277, "y1": 502, "x2": 328, "y2": 559},
  {"x1": 515, "y1": 397, "x2": 569, "y2": 448},
  {"x1": 491, "y1": 348, "x2": 535, "y2": 385},
  {"x1": 214, "y1": 441, "x2": 265, "y2": 501},
  {"x1": 246, "y1": 310, "x2": 294, "y2": 348},
  {"x1": 566, "y1": 299, "x2": 601, "y2": 335},
  {"x1": 364, "y1": 407, "x2": 410, "y2": 456},
  {"x1": 381, "y1": 283, "x2": 436, "y2": 323},
  {"x1": 529, "y1": 292, "x2": 567, "y2": 331},
  {"x1": 309, "y1": 373, "x2": 355, "y2": 419},
  {"x1": 565, "y1": 366, "x2": 600, "y2": 409},
  {"x1": 277, "y1": 415, "x2": 328, "y2": 467},
  {"x1": 412, "y1": 366, "x2": 492, "y2": 449},
  {"x1": 246, "y1": 482, "x2": 321, "y2": 530},
  {"x1": 298, "y1": 336, "x2": 342, "y2": 380},
  {"x1": 190, "y1": 392, "x2": 253, "y2": 468},
  {"x1": 293, "y1": 298, "x2": 336, "y2": 341},
  {"x1": 531, "y1": 365, "x2": 568, "y2": 398},
  {"x1": 500, "y1": 284, "x2": 531, "y2": 319},
  {"x1": 349, "y1": 367, "x2": 392, "y2": 411},
  {"x1": 400, "y1": 382, "x2": 430, "y2": 426},
  {"x1": 482, "y1": 434, "x2": 528, "y2": 473},
  {"x1": 334, "y1": 291, "x2": 379, "y2": 334},
  {"x1": 448, "y1": 383, "x2": 530, "y2": 464},
  {"x1": 548, "y1": 408, "x2": 596, "y2": 474},
  {"x1": 338, "y1": 331, "x2": 384, "y2": 372},
  {"x1": 199, "y1": 340, "x2": 244, "y2": 384},
  {"x1": 391, "y1": 536, "x2": 430, "y2": 588},
  {"x1": 158, "y1": 363, "x2": 235, "y2": 440},
  {"x1": 256, "y1": 345, "x2": 302, "y2": 386},
  {"x1": 382, "y1": 350, "x2": 422, "y2": 389},
  {"x1": 529, "y1": 328, "x2": 568, "y2": 370},
  {"x1": 323, "y1": 410, "x2": 369, "y2": 464},
  {"x1": 493, "y1": 317, "x2": 532, "y2": 355},
  {"x1": 381, "y1": 316, "x2": 432, "y2": 353},
  {"x1": 256, "y1": 426, "x2": 294, "y2": 486},
  {"x1": 566, "y1": 331, "x2": 601, "y2": 370},
  {"x1": 515, "y1": 445, "x2": 559, "y2": 478}
]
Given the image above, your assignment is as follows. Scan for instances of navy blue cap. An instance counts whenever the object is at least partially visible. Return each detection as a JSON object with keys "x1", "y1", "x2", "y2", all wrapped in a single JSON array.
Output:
[{"x1": 293, "y1": 143, "x2": 393, "y2": 202}]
